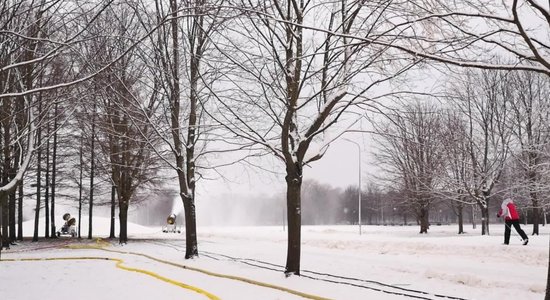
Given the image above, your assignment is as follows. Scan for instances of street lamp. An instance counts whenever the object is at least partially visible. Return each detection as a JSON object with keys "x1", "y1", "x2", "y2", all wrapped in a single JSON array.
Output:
[{"x1": 344, "y1": 138, "x2": 362, "y2": 235}]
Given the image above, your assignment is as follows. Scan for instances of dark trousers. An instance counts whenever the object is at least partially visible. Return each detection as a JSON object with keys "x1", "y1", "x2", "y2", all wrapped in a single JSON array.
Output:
[{"x1": 504, "y1": 220, "x2": 528, "y2": 244}]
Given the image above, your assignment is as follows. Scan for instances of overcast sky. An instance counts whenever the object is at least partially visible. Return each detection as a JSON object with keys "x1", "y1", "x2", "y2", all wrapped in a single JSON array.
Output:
[{"x1": 194, "y1": 132, "x2": 374, "y2": 200}]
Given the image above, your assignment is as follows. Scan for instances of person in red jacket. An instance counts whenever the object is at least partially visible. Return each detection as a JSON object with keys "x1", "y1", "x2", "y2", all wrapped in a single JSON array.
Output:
[{"x1": 497, "y1": 198, "x2": 528, "y2": 245}]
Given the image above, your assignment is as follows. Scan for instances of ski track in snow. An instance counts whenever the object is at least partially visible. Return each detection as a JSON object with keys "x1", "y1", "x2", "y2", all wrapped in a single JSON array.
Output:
[{"x1": 1, "y1": 218, "x2": 547, "y2": 300}]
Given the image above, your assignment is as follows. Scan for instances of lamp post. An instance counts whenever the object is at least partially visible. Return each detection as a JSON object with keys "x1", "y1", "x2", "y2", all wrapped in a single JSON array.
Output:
[{"x1": 344, "y1": 138, "x2": 361, "y2": 235}]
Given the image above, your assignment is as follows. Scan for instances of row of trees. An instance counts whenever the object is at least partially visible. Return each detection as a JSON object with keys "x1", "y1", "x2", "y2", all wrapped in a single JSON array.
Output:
[
  {"x1": 1, "y1": 0, "x2": 549, "y2": 286},
  {"x1": 374, "y1": 68, "x2": 550, "y2": 236}
]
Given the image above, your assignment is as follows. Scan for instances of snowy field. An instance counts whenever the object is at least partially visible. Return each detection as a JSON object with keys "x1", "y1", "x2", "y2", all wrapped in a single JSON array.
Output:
[{"x1": 0, "y1": 218, "x2": 547, "y2": 300}]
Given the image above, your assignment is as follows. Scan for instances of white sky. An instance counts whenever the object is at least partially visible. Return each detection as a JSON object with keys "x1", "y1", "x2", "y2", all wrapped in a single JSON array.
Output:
[{"x1": 195, "y1": 131, "x2": 376, "y2": 201}]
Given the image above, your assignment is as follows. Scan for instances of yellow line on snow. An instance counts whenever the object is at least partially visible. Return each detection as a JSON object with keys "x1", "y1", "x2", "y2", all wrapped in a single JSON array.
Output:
[
  {"x1": 4, "y1": 239, "x2": 331, "y2": 300},
  {"x1": 1, "y1": 255, "x2": 220, "y2": 300},
  {"x1": 69, "y1": 240, "x2": 332, "y2": 300}
]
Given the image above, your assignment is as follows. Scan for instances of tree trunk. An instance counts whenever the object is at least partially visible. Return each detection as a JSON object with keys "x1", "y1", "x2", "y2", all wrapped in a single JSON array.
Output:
[
  {"x1": 9, "y1": 149, "x2": 16, "y2": 242},
  {"x1": 2, "y1": 95, "x2": 11, "y2": 247},
  {"x1": 33, "y1": 100, "x2": 42, "y2": 242},
  {"x1": 44, "y1": 128, "x2": 50, "y2": 238},
  {"x1": 17, "y1": 181, "x2": 23, "y2": 240},
  {"x1": 527, "y1": 148, "x2": 540, "y2": 235},
  {"x1": 78, "y1": 137, "x2": 83, "y2": 239},
  {"x1": 457, "y1": 202, "x2": 464, "y2": 234},
  {"x1": 480, "y1": 204, "x2": 490, "y2": 235},
  {"x1": 110, "y1": 185, "x2": 116, "y2": 239},
  {"x1": 182, "y1": 195, "x2": 198, "y2": 259},
  {"x1": 419, "y1": 207, "x2": 429, "y2": 234},
  {"x1": 1, "y1": 192, "x2": 8, "y2": 248},
  {"x1": 16, "y1": 90, "x2": 25, "y2": 242},
  {"x1": 8, "y1": 190, "x2": 15, "y2": 243},
  {"x1": 118, "y1": 198, "x2": 128, "y2": 244},
  {"x1": 532, "y1": 200, "x2": 540, "y2": 236},
  {"x1": 471, "y1": 204, "x2": 476, "y2": 229},
  {"x1": 284, "y1": 171, "x2": 302, "y2": 276},
  {"x1": 88, "y1": 110, "x2": 95, "y2": 240},
  {"x1": 51, "y1": 104, "x2": 58, "y2": 238},
  {"x1": 166, "y1": 0, "x2": 199, "y2": 260}
]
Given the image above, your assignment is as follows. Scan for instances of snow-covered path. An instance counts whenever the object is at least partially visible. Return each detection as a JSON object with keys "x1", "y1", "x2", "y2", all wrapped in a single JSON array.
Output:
[{"x1": 1, "y1": 223, "x2": 547, "y2": 299}]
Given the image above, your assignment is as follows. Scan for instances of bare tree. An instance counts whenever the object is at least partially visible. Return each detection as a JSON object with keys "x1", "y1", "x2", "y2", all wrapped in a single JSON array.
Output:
[
  {"x1": 439, "y1": 110, "x2": 473, "y2": 234},
  {"x1": 447, "y1": 68, "x2": 514, "y2": 235},
  {"x1": 209, "y1": 0, "x2": 418, "y2": 275},
  {"x1": 81, "y1": 3, "x2": 163, "y2": 244},
  {"x1": 131, "y1": 0, "x2": 235, "y2": 258},
  {"x1": 373, "y1": 102, "x2": 445, "y2": 233},
  {"x1": 508, "y1": 70, "x2": 550, "y2": 235}
]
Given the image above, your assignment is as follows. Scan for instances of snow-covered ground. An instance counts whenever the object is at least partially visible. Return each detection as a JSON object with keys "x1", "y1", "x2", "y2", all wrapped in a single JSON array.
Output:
[{"x1": 0, "y1": 218, "x2": 546, "y2": 300}]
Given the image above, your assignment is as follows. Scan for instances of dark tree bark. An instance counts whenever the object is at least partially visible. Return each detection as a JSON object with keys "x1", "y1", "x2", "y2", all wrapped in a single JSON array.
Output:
[
  {"x1": 457, "y1": 201, "x2": 464, "y2": 234},
  {"x1": 33, "y1": 99, "x2": 42, "y2": 242},
  {"x1": 78, "y1": 137, "x2": 83, "y2": 239},
  {"x1": 1, "y1": 192, "x2": 8, "y2": 248},
  {"x1": 16, "y1": 99, "x2": 25, "y2": 241},
  {"x1": 17, "y1": 181, "x2": 23, "y2": 240},
  {"x1": 479, "y1": 192, "x2": 490, "y2": 236},
  {"x1": 118, "y1": 197, "x2": 129, "y2": 244},
  {"x1": 182, "y1": 197, "x2": 198, "y2": 258},
  {"x1": 531, "y1": 199, "x2": 540, "y2": 236},
  {"x1": 284, "y1": 166, "x2": 302, "y2": 275},
  {"x1": 44, "y1": 121, "x2": 50, "y2": 238},
  {"x1": 88, "y1": 105, "x2": 95, "y2": 240},
  {"x1": 50, "y1": 102, "x2": 58, "y2": 238},
  {"x1": 2, "y1": 97, "x2": 11, "y2": 248},
  {"x1": 8, "y1": 114, "x2": 17, "y2": 242},
  {"x1": 8, "y1": 188, "x2": 15, "y2": 243},
  {"x1": 419, "y1": 207, "x2": 430, "y2": 234},
  {"x1": 109, "y1": 185, "x2": 116, "y2": 239}
]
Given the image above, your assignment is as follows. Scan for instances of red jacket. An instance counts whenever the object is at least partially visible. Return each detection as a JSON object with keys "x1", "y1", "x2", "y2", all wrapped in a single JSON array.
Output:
[{"x1": 498, "y1": 199, "x2": 520, "y2": 221}]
